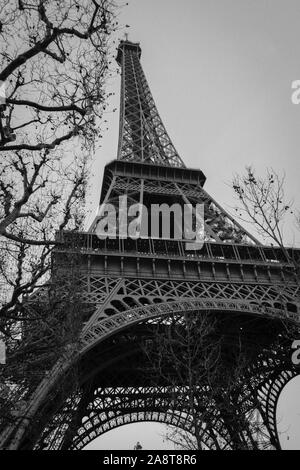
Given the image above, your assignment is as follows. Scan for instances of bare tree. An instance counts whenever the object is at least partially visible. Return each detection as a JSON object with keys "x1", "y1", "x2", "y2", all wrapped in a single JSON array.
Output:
[
  {"x1": 232, "y1": 167, "x2": 297, "y2": 250},
  {"x1": 0, "y1": 0, "x2": 119, "y2": 445},
  {"x1": 231, "y1": 166, "x2": 300, "y2": 447},
  {"x1": 145, "y1": 313, "x2": 271, "y2": 450},
  {"x1": 0, "y1": 0, "x2": 118, "y2": 337},
  {"x1": 148, "y1": 313, "x2": 222, "y2": 450},
  {"x1": 232, "y1": 166, "x2": 300, "y2": 298},
  {"x1": 0, "y1": 245, "x2": 87, "y2": 445}
]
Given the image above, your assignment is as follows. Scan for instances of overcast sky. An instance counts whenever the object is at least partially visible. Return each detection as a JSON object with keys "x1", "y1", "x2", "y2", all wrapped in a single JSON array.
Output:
[
  {"x1": 87, "y1": 0, "x2": 300, "y2": 243},
  {"x1": 85, "y1": 0, "x2": 300, "y2": 449}
]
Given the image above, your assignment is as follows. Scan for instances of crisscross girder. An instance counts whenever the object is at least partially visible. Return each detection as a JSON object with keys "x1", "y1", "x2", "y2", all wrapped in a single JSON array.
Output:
[{"x1": 116, "y1": 40, "x2": 185, "y2": 168}]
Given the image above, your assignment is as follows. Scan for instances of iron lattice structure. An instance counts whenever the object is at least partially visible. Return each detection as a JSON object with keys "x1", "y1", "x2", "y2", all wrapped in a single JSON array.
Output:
[
  {"x1": 1, "y1": 40, "x2": 300, "y2": 450},
  {"x1": 116, "y1": 41, "x2": 185, "y2": 167}
]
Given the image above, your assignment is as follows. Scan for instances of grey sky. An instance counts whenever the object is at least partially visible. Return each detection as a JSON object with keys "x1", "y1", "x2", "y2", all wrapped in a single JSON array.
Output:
[
  {"x1": 85, "y1": 0, "x2": 300, "y2": 449},
  {"x1": 87, "y1": 0, "x2": 300, "y2": 242}
]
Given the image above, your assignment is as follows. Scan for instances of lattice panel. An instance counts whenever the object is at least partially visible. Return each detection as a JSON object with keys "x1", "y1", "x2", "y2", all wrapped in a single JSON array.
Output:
[
  {"x1": 80, "y1": 277, "x2": 121, "y2": 305},
  {"x1": 122, "y1": 278, "x2": 297, "y2": 304},
  {"x1": 35, "y1": 385, "x2": 235, "y2": 451}
]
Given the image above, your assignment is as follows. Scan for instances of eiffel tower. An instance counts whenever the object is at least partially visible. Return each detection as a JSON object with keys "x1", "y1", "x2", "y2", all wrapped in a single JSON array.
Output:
[{"x1": 2, "y1": 39, "x2": 300, "y2": 450}]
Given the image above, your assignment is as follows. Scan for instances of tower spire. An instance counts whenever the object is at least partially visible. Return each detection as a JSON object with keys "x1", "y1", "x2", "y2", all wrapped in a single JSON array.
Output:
[{"x1": 116, "y1": 40, "x2": 185, "y2": 167}]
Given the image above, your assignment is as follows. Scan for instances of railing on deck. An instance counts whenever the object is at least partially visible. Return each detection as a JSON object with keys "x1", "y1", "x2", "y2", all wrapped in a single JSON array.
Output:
[{"x1": 55, "y1": 231, "x2": 300, "y2": 266}]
